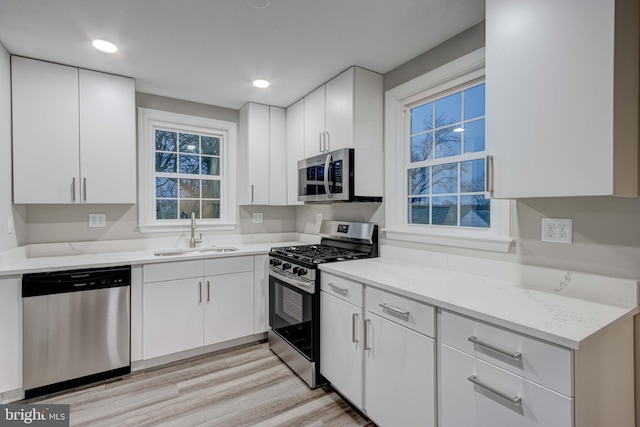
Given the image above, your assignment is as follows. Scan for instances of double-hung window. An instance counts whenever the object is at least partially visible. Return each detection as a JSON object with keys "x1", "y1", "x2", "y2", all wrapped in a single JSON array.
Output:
[
  {"x1": 384, "y1": 49, "x2": 512, "y2": 252},
  {"x1": 138, "y1": 108, "x2": 237, "y2": 232},
  {"x1": 407, "y1": 80, "x2": 488, "y2": 228}
]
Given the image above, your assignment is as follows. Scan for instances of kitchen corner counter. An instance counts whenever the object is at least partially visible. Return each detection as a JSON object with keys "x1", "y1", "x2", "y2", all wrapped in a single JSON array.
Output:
[{"x1": 319, "y1": 252, "x2": 639, "y2": 350}]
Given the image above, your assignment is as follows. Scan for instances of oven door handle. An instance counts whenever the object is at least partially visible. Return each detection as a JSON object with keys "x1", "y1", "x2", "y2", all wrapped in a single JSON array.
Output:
[
  {"x1": 269, "y1": 267, "x2": 315, "y2": 293},
  {"x1": 323, "y1": 153, "x2": 333, "y2": 198}
]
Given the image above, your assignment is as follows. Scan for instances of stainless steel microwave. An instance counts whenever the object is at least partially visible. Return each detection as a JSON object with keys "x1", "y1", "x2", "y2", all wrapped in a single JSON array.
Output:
[{"x1": 297, "y1": 148, "x2": 383, "y2": 203}]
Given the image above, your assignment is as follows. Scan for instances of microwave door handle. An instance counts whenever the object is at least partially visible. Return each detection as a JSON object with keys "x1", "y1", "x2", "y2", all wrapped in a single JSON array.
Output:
[{"x1": 324, "y1": 153, "x2": 333, "y2": 198}]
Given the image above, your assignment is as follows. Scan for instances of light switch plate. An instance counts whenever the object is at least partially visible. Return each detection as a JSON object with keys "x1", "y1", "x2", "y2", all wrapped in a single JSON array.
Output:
[
  {"x1": 316, "y1": 213, "x2": 323, "y2": 225},
  {"x1": 253, "y1": 213, "x2": 263, "y2": 224},
  {"x1": 89, "y1": 213, "x2": 106, "y2": 228}
]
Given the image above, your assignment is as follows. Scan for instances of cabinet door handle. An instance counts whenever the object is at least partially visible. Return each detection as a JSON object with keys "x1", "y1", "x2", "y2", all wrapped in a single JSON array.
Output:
[
  {"x1": 468, "y1": 375, "x2": 522, "y2": 406},
  {"x1": 352, "y1": 313, "x2": 359, "y2": 343},
  {"x1": 379, "y1": 302, "x2": 410, "y2": 318},
  {"x1": 325, "y1": 131, "x2": 330, "y2": 152},
  {"x1": 319, "y1": 132, "x2": 323, "y2": 153},
  {"x1": 485, "y1": 155, "x2": 494, "y2": 196},
  {"x1": 468, "y1": 336, "x2": 522, "y2": 361},
  {"x1": 83, "y1": 177, "x2": 87, "y2": 202},
  {"x1": 198, "y1": 281, "x2": 202, "y2": 303},
  {"x1": 364, "y1": 318, "x2": 371, "y2": 350},
  {"x1": 251, "y1": 185, "x2": 254, "y2": 203},
  {"x1": 72, "y1": 177, "x2": 77, "y2": 201},
  {"x1": 207, "y1": 280, "x2": 211, "y2": 303},
  {"x1": 328, "y1": 283, "x2": 348, "y2": 294}
]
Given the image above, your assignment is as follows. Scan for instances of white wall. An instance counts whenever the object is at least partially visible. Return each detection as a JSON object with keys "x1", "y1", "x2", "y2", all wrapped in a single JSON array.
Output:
[{"x1": 0, "y1": 42, "x2": 25, "y2": 252}]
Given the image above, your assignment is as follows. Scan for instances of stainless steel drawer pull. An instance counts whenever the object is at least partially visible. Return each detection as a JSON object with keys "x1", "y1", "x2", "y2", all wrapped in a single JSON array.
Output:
[
  {"x1": 352, "y1": 313, "x2": 359, "y2": 343},
  {"x1": 364, "y1": 319, "x2": 372, "y2": 350},
  {"x1": 328, "y1": 283, "x2": 348, "y2": 294},
  {"x1": 468, "y1": 336, "x2": 522, "y2": 360},
  {"x1": 468, "y1": 375, "x2": 522, "y2": 406},
  {"x1": 379, "y1": 302, "x2": 410, "y2": 317}
]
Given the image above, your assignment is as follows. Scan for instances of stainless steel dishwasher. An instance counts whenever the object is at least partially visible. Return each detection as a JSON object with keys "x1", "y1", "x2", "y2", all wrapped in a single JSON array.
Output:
[{"x1": 23, "y1": 266, "x2": 131, "y2": 399}]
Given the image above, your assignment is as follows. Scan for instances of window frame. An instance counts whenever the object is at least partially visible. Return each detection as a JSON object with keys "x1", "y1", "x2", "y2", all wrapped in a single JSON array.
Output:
[
  {"x1": 384, "y1": 48, "x2": 514, "y2": 252},
  {"x1": 138, "y1": 108, "x2": 237, "y2": 233}
]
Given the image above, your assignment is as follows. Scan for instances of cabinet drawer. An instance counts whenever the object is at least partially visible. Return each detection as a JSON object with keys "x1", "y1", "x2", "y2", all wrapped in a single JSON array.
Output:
[
  {"x1": 143, "y1": 260, "x2": 203, "y2": 283},
  {"x1": 440, "y1": 310, "x2": 572, "y2": 396},
  {"x1": 204, "y1": 256, "x2": 253, "y2": 276},
  {"x1": 365, "y1": 287, "x2": 435, "y2": 337},
  {"x1": 440, "y1": 344, "x2": 572, "y2": 427},
  {"x1": 321, "y1": 272, "x2": 363, "y2": 307}
]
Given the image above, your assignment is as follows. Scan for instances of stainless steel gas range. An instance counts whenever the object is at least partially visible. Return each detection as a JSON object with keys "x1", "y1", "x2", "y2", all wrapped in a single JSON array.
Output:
[{"x1": 268, "y1": 220, "x2": 378, "y2": 388}]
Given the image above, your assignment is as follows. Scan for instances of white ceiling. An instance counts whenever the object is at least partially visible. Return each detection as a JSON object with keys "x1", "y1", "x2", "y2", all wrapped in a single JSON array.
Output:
[{"x1": 0, "y1": 0, "x2": 485, "y2": 110}]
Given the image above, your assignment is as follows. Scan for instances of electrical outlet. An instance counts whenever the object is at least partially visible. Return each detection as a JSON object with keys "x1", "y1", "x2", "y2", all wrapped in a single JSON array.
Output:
[
  {"x1": 541, "y1": 218, "x2": 572, "y2": 244},
  {"x1": 316, "y1": 213, "x2": 323, "y2": 225},
  {"x1": 252, "y1": 213, "x2": 263, "y2": 224},
  {"x1": 89, "y1": 213, "x2": 106, "y2": 228}
]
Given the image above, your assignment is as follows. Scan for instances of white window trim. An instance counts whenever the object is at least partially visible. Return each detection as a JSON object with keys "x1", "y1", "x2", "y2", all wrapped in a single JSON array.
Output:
[
  {"x1": 137, "y1": 108, "x2": 237, "y2": 233},
  {"x1": 384, "y1": 48, "x2": 514, "y2": 252}
]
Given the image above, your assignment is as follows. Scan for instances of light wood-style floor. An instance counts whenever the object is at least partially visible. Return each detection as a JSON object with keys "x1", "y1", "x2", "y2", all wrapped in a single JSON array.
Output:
[{"x1": 28, "y1": 341, "x2": 375, "y2": 427}]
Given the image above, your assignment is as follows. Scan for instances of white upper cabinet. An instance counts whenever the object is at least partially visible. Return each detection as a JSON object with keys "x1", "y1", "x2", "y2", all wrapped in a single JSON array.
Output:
[
  {"x1": 303, "y1": 66, "x2": 383, "y2": 157},
  {"x1": 286, "y1": 99, "x2": 304, "y2": 205},
  {"x1": 238, "y1": 102, "x2": 287, "y2": 205},
  {"x1": 486, "y1": 0, "x2": 639, "y2": 198},
  {"x1": 11, "y1": 56, "x2": 136, "y2": 204}
]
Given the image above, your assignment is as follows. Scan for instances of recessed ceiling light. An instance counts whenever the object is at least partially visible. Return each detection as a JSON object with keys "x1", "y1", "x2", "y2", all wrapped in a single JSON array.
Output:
[
  {"x1": 92, "y1": 39, "x2": 118, "y2": 53},
  {"x1": 253, "y1": 79, "x2": 270, "y2": 89}
]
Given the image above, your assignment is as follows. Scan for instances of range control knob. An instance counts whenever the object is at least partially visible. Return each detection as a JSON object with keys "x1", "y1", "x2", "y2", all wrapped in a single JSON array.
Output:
[
  {"x1": 297, "y1": 268, "x2": 307, "y2": 276},
  {"x1": 292, "y1": 267, "x2": 299, "y2": 274},
  {"x1": 282, "y1": 263, "x2": 292, "y2": 270},
  {"x1": 270, "y1": 259, "x2": 282, "y2": 267}
]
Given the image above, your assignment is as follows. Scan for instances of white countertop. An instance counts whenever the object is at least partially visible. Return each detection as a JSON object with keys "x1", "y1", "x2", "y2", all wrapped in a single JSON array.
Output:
[
  {"x1": 0, "y1": 235, "x2": 313, "y2": 276},
  {"x1": 319, "y1": 249, "x2": 639, "y2": 350}
]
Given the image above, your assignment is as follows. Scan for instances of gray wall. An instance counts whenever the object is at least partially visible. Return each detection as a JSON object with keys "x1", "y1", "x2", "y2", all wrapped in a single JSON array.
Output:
[{"x1": 18, "y1": 92, "x2": 297, "y2": 244}]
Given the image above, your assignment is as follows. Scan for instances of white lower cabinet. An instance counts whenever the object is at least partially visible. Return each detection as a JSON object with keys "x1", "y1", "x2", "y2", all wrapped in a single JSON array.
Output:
[
  {"x1": 0, "y1": 277, "x2": 22, "y2": 395},
  {"x1": 320, "y1": 290, "x2": 364, "y2": 408},
  {"x1": 364, "y1": 312, "x2": 435, "y2": 427},
  {"x1": 320, "y1": 273, "x2": 436, "y2": 427},
  {"x1": 440, "y1": 344, "x2": 571, "y2": 427},
  {"x1": 143, "y1": 256, "x2": 254, "y2": 360}
]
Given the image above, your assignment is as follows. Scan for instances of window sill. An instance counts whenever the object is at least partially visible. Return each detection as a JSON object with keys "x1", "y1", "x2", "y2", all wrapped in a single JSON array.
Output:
[
  {"x1": 139, "y1": 222, "x2": 237, "y2": 234},
  {"x1": 382, "y1": 227, "x2": 515, "y2": 253}
]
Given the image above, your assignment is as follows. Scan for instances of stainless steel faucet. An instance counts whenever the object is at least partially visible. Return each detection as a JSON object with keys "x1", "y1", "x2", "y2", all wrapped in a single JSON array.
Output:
[{"x1": 189, "y1": 212, "x2": 202, "y2": 248}]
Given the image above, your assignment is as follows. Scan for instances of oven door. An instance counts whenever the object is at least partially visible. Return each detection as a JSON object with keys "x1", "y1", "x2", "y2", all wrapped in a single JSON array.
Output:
[{"x1": 269, "y1": 273, "x2": 317, "y2": 361}]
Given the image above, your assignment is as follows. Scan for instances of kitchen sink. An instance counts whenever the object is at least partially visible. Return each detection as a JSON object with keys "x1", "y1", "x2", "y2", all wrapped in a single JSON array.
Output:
[{"x1": 153, "y1": 247, "x2": 239, "y2": 257}]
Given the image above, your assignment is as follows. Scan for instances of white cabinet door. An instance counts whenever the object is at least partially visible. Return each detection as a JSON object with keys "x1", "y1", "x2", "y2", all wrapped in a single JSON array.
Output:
[
  {"x1": 325, "y1": 68, "x2": 354, "y2": 152},
  {"x1": 320, "y1": 291, "x2": 363, "y2": 409},
  {"x1": 0, "y1": 277, "x2": 21, "y2": 393},
  {"x1": 286, "y1": 99, "x2": 304, "y2": 205},
  {"x1": 303, "y1": 85, "x2": 326, "y2": 157},
  {"x1": 240, "y1": 103, "x2": 270, "y2": 205},
  {"x1": 268, "y1": 106, "x2": 287, "y2": 206},
  {"x1": 79, "y1": 69, "x2": 136, "y2": 204},
  {"x1": 253, "y1": 255, "x2": 269, "y2": 334},
  {"x1": 12, "y1": 57, "x2": 80, "y2": 204},
  {"x1": 142, "y1": 278, "x2": 204, "y2": 359},
  {"x1": 486, "y1": 0, "x2": 638, "y2": 198},
  {"x1": 440, "y1": 344, "x2": 572, "y2": 427},
  {"x1": 203, "y1": 271, "x2": 254, "y2": 346},
  {"x1": 365, "y1": 312, "x2": 436, "y2": 427}
]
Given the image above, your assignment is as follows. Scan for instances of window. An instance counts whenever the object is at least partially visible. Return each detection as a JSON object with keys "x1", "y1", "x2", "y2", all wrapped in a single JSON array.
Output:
[
  {"x1": 407, "y1": 81, "x2": 489, "y2": 228},
  {"x1": 384, "y1": 49, "x2": 512, "y2": 252},
  {"x1": 138, "y1": 108, "x2": 237, "y2": 232}
]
